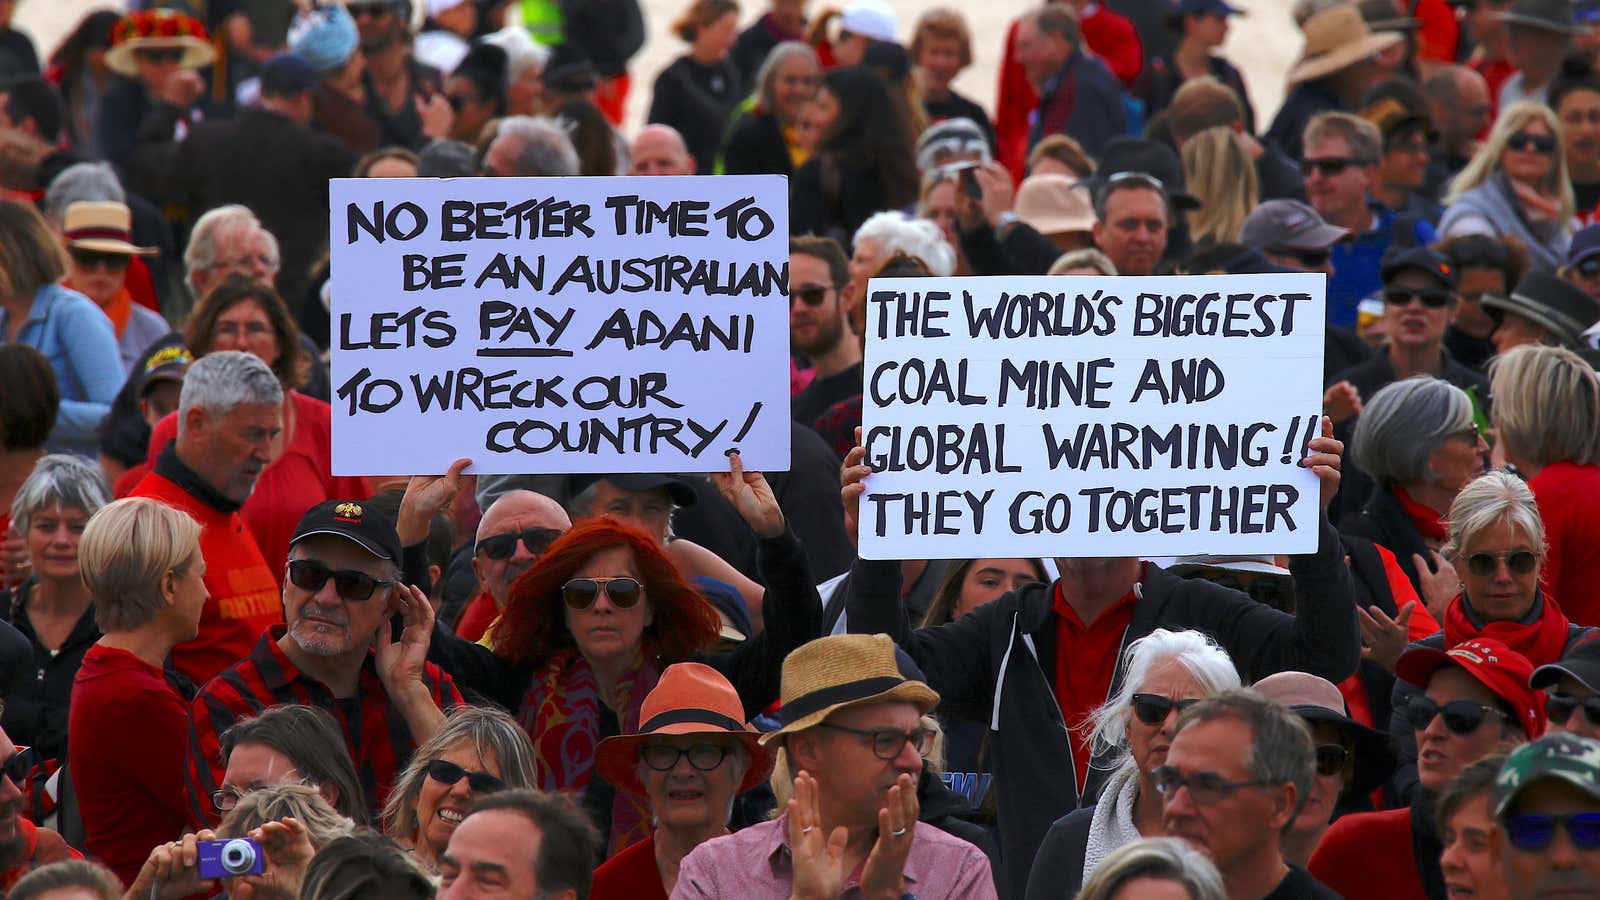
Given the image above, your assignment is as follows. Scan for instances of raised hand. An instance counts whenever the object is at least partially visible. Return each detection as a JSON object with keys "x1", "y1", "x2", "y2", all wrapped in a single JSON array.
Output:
[
  {"x1": 375, "y1": 584, "x2": 434, "y2": 692},
  {"x1": 710, "y1": 451, "x2": 784, "y2": 539},
  {"x1": 398, "y1": 457, "x2": 471, "y2": 545},
  {"x1": 124, "y1": 829, "x2": 220, "y2": 900},
  {"x1": 1358, "y1": 601, "x2": 1415, "y2": 674},
  {"x1": 1301, "y1": 416, "x2": 1343, "y2": 513},
  {"x1": 861, "y1": 772, "x2": 919, "y2": 900},
  {"x1": 842, "y1": 427, "x2": 872, "y2": 547},
  {"x1": 787, "y1": 770, "x2": 848, "y2": 900},
  {"x1": 1415, "y1": 550, "x2": 1461, "y2": 624},
  {"x1": 229, "y1": 816, "x2": 317, "y2": 900}
]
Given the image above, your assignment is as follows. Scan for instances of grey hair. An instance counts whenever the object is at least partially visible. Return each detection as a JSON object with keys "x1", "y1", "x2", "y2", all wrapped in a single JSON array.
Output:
[
  {"x1": 1089, "y1": 628, "x2": 1241, "y2": 771},
  {"x1": 1490, "y1": 344, "x2": 1600, "y2": 469},
  {"x1": 7, "y1": 859, "x2": 123, "y2": 900},
  {"x1": 853, "y1": 211, "x2": 957, "y2": 277},
  {"x1": 1447, "y1": 469, "x2": 1546, "y2": 558},
  {"x1": 1174, "y1": 690, "x2": 1316, "y2": 819},
  {"x1": 756, "y1": 41, "x2": 820, "y2": 117},
  {"x1": 42, "y1": 162, "x2": 124, "y2": 226},
  {"x1": 184, "y1": 205, "x2": 281, "y2": 288},
  {"x1": 10, "y1": 453, "x2": 109, "y2": 534},
  {"x1": 1048, "y1": 248, "x2": 1117, "y2": 276},
  {"x1": 1078, "y1": 837, "x2": 1227, "y2": 900},
  {"x1": 219, "y1": 783, "x2": 355, "y2": 850},
  {"x1": 1353, "y1": 377, "x2": 1475, "y2": 488},
  {"x1": 481, "y1": 24, "x2": 550, "y2": 82},
  {"x1": 177, "y1": 350, "x2": 284, "y2": 436},
  {"x1": 381, "y1": 706, "x2": 538, "y2": 847},
  {"x1": 490, "y1": 116, "x2": 580, "y2": 177}
]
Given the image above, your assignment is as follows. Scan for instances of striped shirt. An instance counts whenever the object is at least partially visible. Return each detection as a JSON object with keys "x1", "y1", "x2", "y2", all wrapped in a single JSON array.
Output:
[{"x1": 185, "y1": 626, "x2": 463, "y2": 827}]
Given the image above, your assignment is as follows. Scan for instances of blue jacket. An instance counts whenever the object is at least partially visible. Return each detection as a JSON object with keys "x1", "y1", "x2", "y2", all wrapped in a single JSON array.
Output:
[
  {"x1": 1, "y1": 283, "x2": 122, "y2": 456},
  {"x1": 1327, "y1": 201, "x2": 1438, "y2": 328}
]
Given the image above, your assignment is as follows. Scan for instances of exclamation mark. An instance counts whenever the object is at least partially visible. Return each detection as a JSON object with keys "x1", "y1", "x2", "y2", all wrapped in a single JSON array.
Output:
[
  {"x1": 1298, "y1": 413, "x2": 1318, "y2": 460},
  {"x1": 1280, "y1": 416, "x2": 1301, "y2": 464}
]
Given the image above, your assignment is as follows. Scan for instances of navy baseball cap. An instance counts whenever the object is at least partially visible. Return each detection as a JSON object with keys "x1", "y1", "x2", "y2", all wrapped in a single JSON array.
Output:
[
  {"x1": 1381, "y1": 246, "x2": 1457, "y2": 290},
  {"x1": 1175, "y1": 0, "x2": 1244, "y2": 15},
  {"x1": 568, "y1": 474, "x2": 698, "y2": 508},
  {"x1": 1568, "y1": 223, "x2": 1600, "y2": 267},
  {"x1": 259, "y1": 53, "x2": 317, "y2": 96}
]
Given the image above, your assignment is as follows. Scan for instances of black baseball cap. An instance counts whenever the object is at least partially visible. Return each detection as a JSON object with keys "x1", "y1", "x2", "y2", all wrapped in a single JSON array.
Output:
[
  {"x1": 1380, "y1": 246, "x2": 1457, "y2": 290},
  {"x1": 291, "y1": 499, "x2": 403, "y2": 562},
  {"x1": 259, "y1": 53, "x2": 317, "y2": 97},
  {"x1": 569, "y1": 474, "x2": 698, "y2": 508},
  {"x1": 1532, "y1": 635, "x2": 1600, "y2": 692}
]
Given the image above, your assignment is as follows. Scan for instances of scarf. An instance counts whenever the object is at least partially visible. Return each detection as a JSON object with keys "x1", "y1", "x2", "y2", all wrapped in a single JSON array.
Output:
[
  {"x1": 1443, "y1": 589, "x2": 1570, "y2": 666},
  {"x1": 1393, "y1": 486, "x2": 1449, "y2": 543},
  {"x1": 517, "y1": 648, "x2": 661, "y2": 856},
  {"x1": 1082, "y1": 762, "x2": 1145, "y2": 884}
]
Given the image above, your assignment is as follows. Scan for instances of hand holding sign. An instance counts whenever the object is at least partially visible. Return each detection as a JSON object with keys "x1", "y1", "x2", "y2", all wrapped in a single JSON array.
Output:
[{"x1": 710, "y1": 451, "x2": 784, "y2": 539}]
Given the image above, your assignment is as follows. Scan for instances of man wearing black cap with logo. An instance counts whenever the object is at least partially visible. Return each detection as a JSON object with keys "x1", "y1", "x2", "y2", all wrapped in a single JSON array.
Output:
[
  {"x1": 1484, "y1": 270, "x2": 1600, "y2": 355},
  {"x1": 1533, "y1": 637, "x2": 1600, "y2": 742},
  {"x1": 185, "y1": 498, "x2": 463, "y2": 828}
]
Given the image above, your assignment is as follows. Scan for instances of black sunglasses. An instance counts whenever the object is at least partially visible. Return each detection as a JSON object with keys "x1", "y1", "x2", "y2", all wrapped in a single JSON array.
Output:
[
  {"x1": 475, "y1": 527, "x2": 563, "y2": 561},
  {"x1": 1383, "y1": 287, "x2": 1454, "y2": 308},
  {"x1": 69, "y1": 248, "x2": 131, "y2": 271},
  {"x1": 1131, "y1": 693, "x2": 1201, "y2": 725},
  {"x1": 1546, "y1": 692, "x2": 1600, "y2": 727},
  {"x1": 1577, "y1": 257, "x2": 1600, "y2": 279},
  {"x1": 562, "y1": 576, "x2": 643, "y2": 609},
  {"x1": 286, "y1": 558, "x2": 395, "y2": 602},
  {"x1": 1465, "y1": 550, "x2": 1539, "y2": 578},
  {"x1": 1314, "y1": 744, "x2": 1350, "y2": 778},
  {"x1": 1, "y1": 746, "x2": 32, "y2": 786},
  {"x1": 346, "y1": 2, "x2": 394, "y2": 18},
  {"x1": 1504, "y1": 812, "x2": 1600, "y2": 851},
  {"x1": 1270, "y1": 246, "x2": 1331, "y2": 269},
  {"x1": 1508, "y1": 130, "x2": 1557, "y2": 155},
  {"x1": 1404, "y1": 696, "x2": 1509, "y2": 735},
  {"x1": 1301, "y1": 157, "x2": 1371, "y2": 177},
  {"x1": 425, "y1": 759, "x2": 506, "y2": 794},
  {"x1": 640, "y1": 743, "x2": 734, "y2": 772},
  {"x1": 791, "y1": 284, "x2": 830, "y2": 307},
  {"x1": 133, "y1": 47, "x2": 185, "y2": 64}
]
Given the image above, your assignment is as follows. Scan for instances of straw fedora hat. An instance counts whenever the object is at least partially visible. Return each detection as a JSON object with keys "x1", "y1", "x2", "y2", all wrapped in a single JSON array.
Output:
[
  {"x1": 760, "y1": 634, "x2": 940, "y2": 745},
  {"x1": 1290, "y1": 4, "x2": 1403, "y2": 85},
  {"x1": 62, "y1": 202, "x2": 157, "y2": 256},
  {"x1": 105, "y1": 9, "x2": 215, "y2": 79},
  {"x1": 594, "y1": 663, "x2": 777, "y2": 797}
]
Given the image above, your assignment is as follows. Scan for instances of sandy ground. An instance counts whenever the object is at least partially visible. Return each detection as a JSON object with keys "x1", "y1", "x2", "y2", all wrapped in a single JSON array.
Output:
[{"x1": 18, "y1": 0, "x2": 1302, "y2": 136}]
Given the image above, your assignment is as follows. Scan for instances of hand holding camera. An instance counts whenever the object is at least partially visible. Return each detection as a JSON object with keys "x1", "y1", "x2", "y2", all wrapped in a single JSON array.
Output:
[{"x1": 125, "y1": 830, "x2": 220, "y2": 900}]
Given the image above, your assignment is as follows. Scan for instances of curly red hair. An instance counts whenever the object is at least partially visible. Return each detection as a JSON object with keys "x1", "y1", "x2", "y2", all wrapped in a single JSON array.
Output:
[{"x1": 492, "y1": 517, "x2": 722, "y2": 664}]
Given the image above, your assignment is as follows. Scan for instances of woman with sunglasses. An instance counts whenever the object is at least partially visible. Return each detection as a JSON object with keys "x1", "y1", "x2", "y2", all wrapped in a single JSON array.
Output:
[
  {"x1": 1490, "y1": 345, "x2": 1600, "y2": 626},
  {"x1": 57, "y1": 201, "x2": 168, "y2": 375},
  {"x1": 381, "y1": 706, "x2": 536, "y2": 873},
  {"x1": 1024, "y1": 629, "x2": 1240, "y2": 900},
  {"x1": 1440, "y1": 101, "x2": 1575, "y2": 272}
]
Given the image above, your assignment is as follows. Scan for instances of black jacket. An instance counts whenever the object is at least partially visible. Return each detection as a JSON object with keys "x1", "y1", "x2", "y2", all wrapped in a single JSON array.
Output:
[
  {"x1": 1024, "y1": 805, "x2": 1094, "y2": 899},
  {"x1": 0, "y1": 581, "x2": 98, "y2": 760},
  {"x1": 1341, "y1": 486, "x2": 1432, "y2": 596},
  {"x1": 721, "y1": 110, "x2": 793, "y2": 177},
  {"x1": 1265, "y1": 79, "x2": 1344, "y2": 163},
  {"x1": 845, "y1": 516, "x2": 1359, "y2": 899},
  {"x1": 648, "y1": 55, "x2": 743, "y2": 177},
  {"x1": 1029, "y1": 48, "x2": 1126, "y2": 159},
  {"x1": 789, "y1": 154, "x2": 898, "y2": 247}
]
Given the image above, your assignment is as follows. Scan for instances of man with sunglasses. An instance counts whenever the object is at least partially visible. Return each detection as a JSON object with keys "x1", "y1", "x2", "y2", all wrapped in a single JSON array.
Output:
[
  {"x1": 454, "y1": 490, "x2": 570, "y2": 641},
  {"x1": 1533, "y1": 638, "x2": 1600, "y2": 741},
  {"x1": 347, "y1": 0, "x2": 450, "y2": 150},
  {"x1": 1491, "y1": 733, "x2": 1600, "y2": 899},
  {"x1": 789, "y1": 235, "x2": 861, "y2": 432},
  {"x1": 0, "y1": 724, "x2": 81, "y2": 892},
  {"x1": 186, "y1": 498, "x2": 463, "y2": 827}
]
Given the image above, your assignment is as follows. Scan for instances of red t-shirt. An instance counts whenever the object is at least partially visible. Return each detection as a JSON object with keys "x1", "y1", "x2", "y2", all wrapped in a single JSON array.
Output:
[
  {"x1": 1529, "y1": 462, "x2": 1600, "y2": 626},
  {"x1": 1309, "y1": 807, "x2": 1427, "y2": 900},
  {"x1": 70, "y1": 644, "x2": 189, "y2": 887},
  {"x1": 591, "y1": 834, "x2": 669, "y2": 900},
  {"x1": 0, "y1": 818, "x2": 83, "y2": 891},
  {"x1": 1413, "y1": 0, "x2": 1460, "y2": 63},
  {"x1": 1053, "y1": 580, "x2": 1138, "y2": 792},
  {"x1": 455, "y1": 592, "x2": 498, "y2": 642}
]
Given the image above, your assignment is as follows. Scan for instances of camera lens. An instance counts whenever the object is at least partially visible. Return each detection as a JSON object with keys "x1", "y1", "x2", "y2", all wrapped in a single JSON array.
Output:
[{"x1": 220, "y1": 839, "x2": 257, "y2": 874}]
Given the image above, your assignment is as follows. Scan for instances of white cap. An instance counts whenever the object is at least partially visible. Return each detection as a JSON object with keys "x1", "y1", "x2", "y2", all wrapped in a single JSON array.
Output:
[
  {"x1": 841, "y1": 0, "x2": 899, "y2": 43},
  {"x1": 427, "y1": 0, "x2": 467, "y2": 16}
]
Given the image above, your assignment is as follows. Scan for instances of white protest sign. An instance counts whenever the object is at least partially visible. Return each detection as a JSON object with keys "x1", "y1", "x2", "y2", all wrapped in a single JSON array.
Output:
[
  {"x1": 858, "y1": 274, "x2": 1326, "y2": 560},
  {"x1": 327, "y1": 175, "x2": 790, "y2": 475}
]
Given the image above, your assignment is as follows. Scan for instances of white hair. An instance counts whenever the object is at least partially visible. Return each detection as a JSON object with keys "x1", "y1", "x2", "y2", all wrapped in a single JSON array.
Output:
[
  {"x1": 10, "y1": 454, "x2": 109, "y2": 533},
  {"x1": 177, "y1": 350, "x2": 284, "y2": 435},
  {"x1": 481, "y1": 25, "x2": 550, "y2": 82},
  {"x1": 489, "y1": 116, "x2": 579, "y2": 177},
  {"x1": 852, "y1": 211, "x2": 957, "y2": 277},
  {"x1": 43, "y1": 162, "x2": 124, "y2": 226},
  {"x1": 1087, "y1": 628, "x2": 1241, "y2": 771},
  {"x1": 183, "y1": 205, "x2": 281, "y2": 290}
]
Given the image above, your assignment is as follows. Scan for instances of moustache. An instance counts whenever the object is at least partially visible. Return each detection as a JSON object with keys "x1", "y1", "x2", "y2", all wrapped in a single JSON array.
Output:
[{"x1": 298, "y1": 604, "x2": 349, "y2": 627}]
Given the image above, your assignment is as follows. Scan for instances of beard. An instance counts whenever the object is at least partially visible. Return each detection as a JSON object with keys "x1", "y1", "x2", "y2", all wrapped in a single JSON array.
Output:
[
  {"x1": 288, "y1": 605, "x2": 354, "y2": 656},
  {"x1": 798, "y1": 314, "x2": 845, "y2": 360}
]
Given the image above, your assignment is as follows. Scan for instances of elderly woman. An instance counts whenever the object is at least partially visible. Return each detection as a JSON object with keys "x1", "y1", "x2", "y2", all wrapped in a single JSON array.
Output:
[
  {"x1": 721, "y1": 42, "x2": 820, "y2": 176},
  {"x1": 1440, "y1": 102, "x2": 1575, "y2": 271},
  {"x1": 1025, "y1": 629, "x2": 1241, "y2": 899},
  {"x1": 1076, "y1": 837, "x2": 1226, "y2": 900},
  {"x1": 591, "y1": 663, "x2": 777, "y2": 899},
  {"x1": 1490, "y1": 344, "x2": 1600, "y2": 625},
  {"x1": 69, "y1": 497, "x2": 206, "y2": 887},
  {"x1": 382, "y1": 706, "x2": 536, "y2": 873},
  {"x1": 215, "y1": 705, "x2": 368, "y2": 826},
  {"x1": 0, "y1": 455, "x2": 108, "y2": 762}
]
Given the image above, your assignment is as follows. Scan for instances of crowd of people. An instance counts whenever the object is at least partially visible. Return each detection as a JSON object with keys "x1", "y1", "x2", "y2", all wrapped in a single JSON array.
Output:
[{"x1": 6, "y1": 0, "x2": 1600, "y2": 897}]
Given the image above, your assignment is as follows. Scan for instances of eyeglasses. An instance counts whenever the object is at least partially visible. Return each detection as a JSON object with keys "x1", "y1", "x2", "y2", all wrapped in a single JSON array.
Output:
[
  {"x1": 1383, "y1": 287, "x2": 1454, "y2": 308},
  {"x1": 209, "y1": 254, "x2": 279, "y2": 274},
  {"x1": 1546, "y1": 691, "x2": 1600, "y2": 728},
  {"x1": 1403, "y1": 696, "x2": 1510, "y2": 734},
  {"x1": 1270, "y1": 246, "x2": 1331, "y2": 269},
  {"x1": 640, "y1": 743, "x2": 734, "y2": 772},
  {"x1": 1464, "y1": 549, "x2": 1539, "y2": 578},
  {"x1": 791, "y1": 284, "x2": 830, "y2": 307},
  {"x1": 1446, "y1": 421, "x2": 1481, "y2": 443},
  {"x1": 211, "y1": 787, "x2": 247, "y2": 812},
  {"x1": 69, "y1": 248, "x2": 131, "y2": 271},
  {"x1": 562, "y1": 576, "x2": 643, "y2": 609},
  {"x1": 1130, "y1": 693, "x2": 1201, "y2": 726},
  {"x1": 1151, "y1": 765, "x2": 1274, "y2": 804},
  {"x1": 133, "y1": 47, "x2": 185, "y2": 64},
  {"x1": 1507, "y1": 130, "x2": 1557, "y2": 155},
  {"x1": 424, "y1": 759, "x2": 506, "y2": 794},
  {"x1": 346, "y1": 2, "x2": 394, "y2": 19},
  {"x1": 474, "y1": 527, "x2": 563, "y2": 561},
  {"x1": 1314, "y1": 744, "x2": 1351, "y2": 777},
  {"x1": 818, "y1": 722, "x2": 933, "y2": 760},
  {"x1": 1301, "y1": 157, "x2": 1371, "y2": 177},
  {"x1": 1504, "y1": 812, "x2": 1600, "y2": 851},
  {"x1": 286, "y1": 559, "x2": 396, "y2": 602}
]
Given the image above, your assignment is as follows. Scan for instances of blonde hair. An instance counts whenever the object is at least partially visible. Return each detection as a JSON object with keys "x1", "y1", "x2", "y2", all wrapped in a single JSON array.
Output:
[
  {"x1": 1182, "y1": 126, "x2": 1258, "y2": 245},
  {"x1": 381, "y1": 706, "x2": 536, "y2": 850},
  {"x1": 78, "y1": 497, "x2": 202, "y2": 632},
  {"x1": 1489, "y1": 344, "x2": 1600, "y2": 468},
  {"x1": 1048, "y1": 248, "x2": 1117, "y2": 276},
  {"x1": 1446, "y1": 101, "x2": 1575, "y2": 224},
  {"x1": 1447, "y1": 469, "x2": 1547, "y2": 559},
  {"x1": 219, "y1": 784, "x2": 355, "y2": 849}
]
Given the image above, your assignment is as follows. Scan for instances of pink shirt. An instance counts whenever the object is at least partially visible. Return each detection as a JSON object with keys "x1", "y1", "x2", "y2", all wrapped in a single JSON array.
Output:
[{"x1": 670, "y1": 813, "x2": 997, "y2": 900}]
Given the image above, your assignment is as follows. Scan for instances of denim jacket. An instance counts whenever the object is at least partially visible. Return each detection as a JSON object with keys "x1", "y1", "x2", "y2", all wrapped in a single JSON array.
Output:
[{"x1": 1, "y1": 283, "x2": 122, "y2": 456}]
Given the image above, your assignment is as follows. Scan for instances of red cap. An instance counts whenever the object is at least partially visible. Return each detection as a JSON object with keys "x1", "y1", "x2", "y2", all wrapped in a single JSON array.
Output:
[{"x1": 1396, "y1": 638, "x2": 1545, "y2": 738}]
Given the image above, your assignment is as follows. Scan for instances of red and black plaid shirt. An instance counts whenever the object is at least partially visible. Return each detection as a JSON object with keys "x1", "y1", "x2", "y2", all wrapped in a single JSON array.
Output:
[{"x1": 185, "y1": 626, "x2": 463, "y2": 828}]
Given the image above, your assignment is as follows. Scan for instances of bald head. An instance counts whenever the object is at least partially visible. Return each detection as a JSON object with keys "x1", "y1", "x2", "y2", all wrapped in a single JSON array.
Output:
[
  {"x1": 472, "y1": 490, "x2": 571, "y2": 608},
  {"x1": 629, "y1": 124, "x2": 696, "y2": 176},
  {"x1": 1424, "y1": 65, "x2": 1491, "y2": 156}
]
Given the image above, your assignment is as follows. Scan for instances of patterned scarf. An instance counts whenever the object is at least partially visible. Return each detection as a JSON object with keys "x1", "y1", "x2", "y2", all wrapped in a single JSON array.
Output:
[{"x1": 517, "y1": 649, "x2": 660, "y2": 856}]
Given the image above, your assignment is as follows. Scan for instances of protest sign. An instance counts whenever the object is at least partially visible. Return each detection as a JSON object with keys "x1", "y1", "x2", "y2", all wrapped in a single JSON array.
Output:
[
  {"x1": 327, "y1": 175, "x2": 790, "y2": 475},
  {"x1": 857, "y1": 274, "x2": 1326, "y2": 559}
]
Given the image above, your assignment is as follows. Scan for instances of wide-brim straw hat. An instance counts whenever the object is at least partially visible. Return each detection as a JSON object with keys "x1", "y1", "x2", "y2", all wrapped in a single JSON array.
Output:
[
  {"x1": 760, "y1": 633, "x2": 940, "y2": 744},
  {"x1": 1290, "y1": 4, "x2": 1403, "y2": 85},
  {"x1": 62, "y1": 201, "x2": 157, "y2": 256},
  {"x1": 595, "y1": 663, "x2": 777, "y2": 797},
  {"x1": 105, "y1": 9, "x2": 215, "y2": 78}
]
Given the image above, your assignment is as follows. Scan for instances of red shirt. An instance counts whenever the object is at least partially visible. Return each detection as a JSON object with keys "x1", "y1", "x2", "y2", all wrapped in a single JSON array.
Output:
[
  {"x1": 1053, "y1": 579, "x2": 1138, "y2": 792},
  {"x1": 1309, "y1": 807, "x2": 1427, "y2": 900},
  {"x1": 1080, "y1": 3, "x2": 1143, "y2": 87},
  {"x1": 0, "y1": 818, "x2": 82, "y2": 891},
  {"x1": 70, "y1": 644, "x2": 188, "y2": 887},
  {"x1": 591, "y1": 834, "x2": 669, "y2": 900},
  {"x1": 1529, "y1": 462, "x2": 1600, "y2": 626},
  {"x1": 1413, "y1": 0, "x2": 1460, "y2": 63},
  {"x1": 455, "y1": 592, "x2": 498, "y2": 642}
]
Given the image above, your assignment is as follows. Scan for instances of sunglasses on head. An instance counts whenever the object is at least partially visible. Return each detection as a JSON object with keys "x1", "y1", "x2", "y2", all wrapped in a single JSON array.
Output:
[
  {"x1": 1314, "y1": 743, "x2": 1350, "y2": 778},
  {"x1": 1508, "y1": 130, "x2": 1557, "y2": 155},
  {"x1": 1465, "y1": 549, "x2": 1539, "y2": 577},
  {"x1": 640, "y1": 743, "x2": 734, "y2": 772},
  {"x1": 1404, "y1": 696, "x2": 1510, "y2": 735},
  {"x1": 562, "y1": 576, "x2": 643, "y2": 609},
  {"x1": 69, "y1": 248, "x2": 132, "y2": 271},
  {"x1": 1504, "y1": 812, "x2": 1600, "y2": 851},
  {"x1": 791, "y1": 284, "x2": 830, "y2": 307},
  {"x1": 475, "y1": 527, "x2": 563, "y2": 561},
  {"x1": 133, "y1": 47, "x2": 185, "y2": 64},
  {"x1": 1301, "y1": 157, "x2": 1370, "y2": 177},
  {"x1": 286, "y1": 558, "x2": 395, "y2": 602},
  {"x1": 424, "y1": 759, "x2": 505, "y2": 794},
  {"x1": 1546, "y1": 691, "x2": 1600, "y2": 727},
  {"x1": 1130, "y1": 693, "x2": 1200, "y2": 725},
  {"x1": 1383, "y1": 287, "x2": 1454, "y2": 308}
]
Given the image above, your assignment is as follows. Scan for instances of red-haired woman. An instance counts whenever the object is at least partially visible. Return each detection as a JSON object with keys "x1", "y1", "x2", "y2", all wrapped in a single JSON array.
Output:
[{"x1": 426, "y1": 455, "x2": 822, "y2": 856}]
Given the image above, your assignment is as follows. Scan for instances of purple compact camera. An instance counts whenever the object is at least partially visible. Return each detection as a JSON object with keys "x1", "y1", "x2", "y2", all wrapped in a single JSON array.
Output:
[{"x1": 196, "y1": 837, "x2": 264, "y2": 879}]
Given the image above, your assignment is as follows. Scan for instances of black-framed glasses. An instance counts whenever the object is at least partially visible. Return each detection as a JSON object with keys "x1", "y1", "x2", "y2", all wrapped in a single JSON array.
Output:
[
  {"x1": 1151, "y1": 765, "x2": 1274, "y2": 804},
  {"x1": 1546, "y1": 692, "x2": 1600, "y2": 727},
  {"x1": 1507, "y1": 130, "x2": 1557, "y2": 154},
  {"x1": 445, "y1": 93, "x2": 471, "y2": 112},
  {"x1": 1504, "y1": 812, "x2": 1600, "y2": 851},
  {"x1": 346, "y1": 2, "x2": 394, "y2": 18},
  {"x1": 640, "y1": 743, "x2": 734, "y2": 772},
  {"x1": 133, "y1": 47, "x2": 185, "y2": 64},
  {"x1": 424, "y1": 759, "x2": 506, "y2": 794},
  {"x1": 69, "y1": 248, "x2": 131, "y2": 271},
  {"x1": 286, "y1": 559, "x2": 395, "y2": 602},
  {"x1": 1131, "y1": 693, "x2": 1200, "y2": 725},
  {"x1": 818, "y1": 722, "x2": 933, "y2": 760},
  {"x1": 475, "y1": 527, "x2": 563, "y2": 561},
  {"x1": 1383, "y1": 287, "x2": 1454, "y2": 308},
  {"x1": 1403, "y1": 696, "x2": 1510, "y2": 734},
  {"x1": 562, "y1": 576, "x2": 643, "y2": 609},
  {"x1": 1315, "y1": 744, "x2": 1350, "y2": 777},
  {"x1": 1301, "y1": 157, "x2": 1371, "y2": 177},
  {"x1": 1464, "y1": 549, "x2": 1539, "y2": 578},
  {"x1": 791, "y1": 284, "x2": 830, "y2": 307}
]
